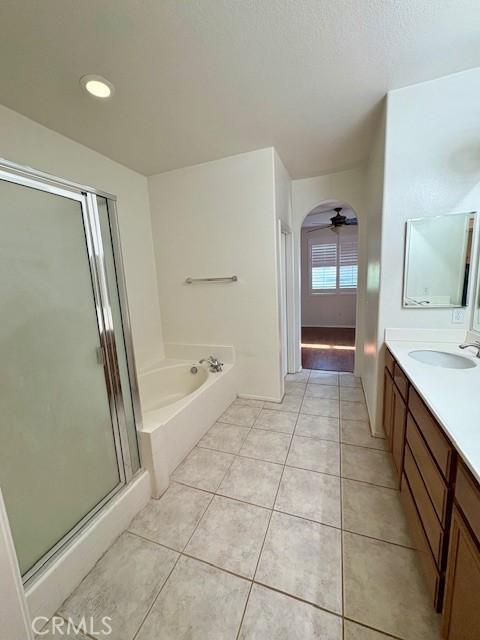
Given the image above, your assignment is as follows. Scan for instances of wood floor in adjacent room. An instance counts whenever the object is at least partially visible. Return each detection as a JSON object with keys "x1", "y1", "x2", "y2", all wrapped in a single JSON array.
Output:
[{"x1": 301, "y1": 327, "x2": 355, "y2": 372}]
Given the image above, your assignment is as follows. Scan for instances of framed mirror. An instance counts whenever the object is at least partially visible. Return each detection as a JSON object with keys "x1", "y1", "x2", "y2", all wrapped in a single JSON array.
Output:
[
  {"x1": 472, "y1": 251, "x2": 480, "y2": 333},
  {"x1": 403, "y1": 212, "x2": 476, "y2": 308}
]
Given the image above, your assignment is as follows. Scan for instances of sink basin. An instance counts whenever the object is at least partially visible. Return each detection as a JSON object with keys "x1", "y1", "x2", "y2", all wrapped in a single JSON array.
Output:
[{"x1": 408, "y1": 350, "x2": 477, "y2": 369}]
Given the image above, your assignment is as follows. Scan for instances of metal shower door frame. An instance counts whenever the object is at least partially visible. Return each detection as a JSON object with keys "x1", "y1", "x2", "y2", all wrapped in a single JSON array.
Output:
[{"x1": 0, "y1": 158, "x2": 141, "y2": 583}]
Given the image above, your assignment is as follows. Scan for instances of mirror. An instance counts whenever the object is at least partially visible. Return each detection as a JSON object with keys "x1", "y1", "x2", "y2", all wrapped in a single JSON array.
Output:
[
  {"x1": 403, "y1": 212, "x2": 476, "y2": 308},
  {"x1": 473, "y1": 253, "x2": 480, "y2": 332}
]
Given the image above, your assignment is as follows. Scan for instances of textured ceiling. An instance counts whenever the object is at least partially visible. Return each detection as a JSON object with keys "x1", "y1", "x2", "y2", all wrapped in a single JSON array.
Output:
[{"x1": 0, "y1": 1, "x2": 479, "y2": 177}]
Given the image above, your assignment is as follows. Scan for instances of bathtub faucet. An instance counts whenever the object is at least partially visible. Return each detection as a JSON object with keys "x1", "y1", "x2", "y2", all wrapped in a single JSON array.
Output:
[{"x1": 200, "y1": 356, "x2": 223, "y2": 372}]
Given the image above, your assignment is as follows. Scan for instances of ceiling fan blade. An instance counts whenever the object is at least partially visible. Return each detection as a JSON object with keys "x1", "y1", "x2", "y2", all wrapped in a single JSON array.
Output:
[
  {"x1": 305, "y1": 224, "x2": 333, "y2": 233},
  {"x1": 344, "y1": 218, "x2": 358, "y2": 226}
]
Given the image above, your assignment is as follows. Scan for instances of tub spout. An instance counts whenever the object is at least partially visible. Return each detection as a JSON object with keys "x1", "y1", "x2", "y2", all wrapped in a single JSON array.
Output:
[{"x1": 200, "y1": 356, "x2": 223, "y2": 372}]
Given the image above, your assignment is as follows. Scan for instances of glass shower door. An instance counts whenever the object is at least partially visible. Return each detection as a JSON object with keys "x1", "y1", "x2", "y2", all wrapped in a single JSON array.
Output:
[{"x1": 0, "y1": 176, "x2": 123, "y2": 579}]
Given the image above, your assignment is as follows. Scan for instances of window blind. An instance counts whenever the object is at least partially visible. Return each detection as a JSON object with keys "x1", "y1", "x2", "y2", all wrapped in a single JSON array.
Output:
[
  {"x1": 311, "y1": 242, "x2": 337, "y2": 290},
  {"x1": 339, "y1": 240, "x2": 358, "y2": 289},
  {"x1": 309, "y1": 235, "x2": 358, "y2": 292}
]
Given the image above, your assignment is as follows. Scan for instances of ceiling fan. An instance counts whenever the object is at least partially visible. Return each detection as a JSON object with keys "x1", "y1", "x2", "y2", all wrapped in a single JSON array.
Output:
[{"x1": 306, "y1": 207, "x2": 358, "y2": 233}]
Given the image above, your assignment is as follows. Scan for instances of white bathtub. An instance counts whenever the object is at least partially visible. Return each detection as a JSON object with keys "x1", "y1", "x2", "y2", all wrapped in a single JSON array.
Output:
[
  {"x1": 140, "y1": 362, "x2": 208, "y2": 411},
  {"x1": 138, "y1": 351, "x2": 237, "y2": 497}
]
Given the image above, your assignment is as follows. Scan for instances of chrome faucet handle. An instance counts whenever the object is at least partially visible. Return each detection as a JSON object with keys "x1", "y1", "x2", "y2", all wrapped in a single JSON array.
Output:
[
  {"x1": 459, "y1": 341, "x2": 480, "y2": 357},
  {"x1": 199, "y1": 355, "x2": 223, "y2": 371}
]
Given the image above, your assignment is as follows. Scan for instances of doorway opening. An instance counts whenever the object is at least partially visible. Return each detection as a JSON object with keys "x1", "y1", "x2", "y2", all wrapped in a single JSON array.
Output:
[{"x1": 300, "y1": 201, "x2": 359, "y2": 372}]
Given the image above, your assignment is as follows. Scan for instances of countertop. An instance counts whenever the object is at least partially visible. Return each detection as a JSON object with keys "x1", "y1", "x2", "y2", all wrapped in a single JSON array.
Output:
[{"x1": 385, "y1": 339, "x2": 480, "y2": 484}]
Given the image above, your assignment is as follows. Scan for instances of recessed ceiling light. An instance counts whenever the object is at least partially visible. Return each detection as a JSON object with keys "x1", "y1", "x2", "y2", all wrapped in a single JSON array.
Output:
[{"x1": 80, "y1": 74, "x2": 115, "y2": 99}]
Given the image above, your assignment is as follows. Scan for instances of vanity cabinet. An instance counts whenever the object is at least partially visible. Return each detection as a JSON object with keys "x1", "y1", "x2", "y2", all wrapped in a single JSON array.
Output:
[
  {"x1": 382, "y1": 368, "x2": 394, "y2": 447},
  {"x1": 442, "y1": 464, "x2": 480, "y2": 639},
  {"x1": 382, "y1": 353, "x2": 407, "y2": 483},
  {"x1": 383, "y1": 347, "x2": 480, "y2": 635},
  {"x1": 391, "y1": 382, "x2": 407, "y2": 481}
]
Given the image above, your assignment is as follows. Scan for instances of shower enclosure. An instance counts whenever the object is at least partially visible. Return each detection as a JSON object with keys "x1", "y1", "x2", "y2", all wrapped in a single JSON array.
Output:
[{"x1": 0, "y1": 159, "x2": 141, "y2": 583}]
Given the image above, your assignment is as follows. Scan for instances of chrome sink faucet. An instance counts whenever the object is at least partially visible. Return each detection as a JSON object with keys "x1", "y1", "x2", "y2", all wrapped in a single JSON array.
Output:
[
  {"x1": 459, "y1": 340, "x2": 480, "y2": 358},
  {"x1": 200, "y1": 355, "x2": 224, "y2": 372}
]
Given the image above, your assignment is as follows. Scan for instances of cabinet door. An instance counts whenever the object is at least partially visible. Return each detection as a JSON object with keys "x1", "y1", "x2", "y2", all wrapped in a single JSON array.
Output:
[
  {"x1": 383, "y1": 369, "x2": 394, "y2": 448},
  {"x1": 391, "y1": 384, "x2": 407, "y2": 479},
  {"x1": 442, "y1": 508, "x2": 480, "y2": 639}
]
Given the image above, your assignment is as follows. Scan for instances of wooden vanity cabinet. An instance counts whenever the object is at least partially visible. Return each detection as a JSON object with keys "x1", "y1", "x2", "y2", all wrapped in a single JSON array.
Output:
[
  {"x1": 382, "y1": 367, "x2": 394, "y2": 447},
  {"x1": 383, "y1": 350, "x2": 407, "y2": 482},
  {"x1": 383, "y1": 347, "x2": 480, "y2": 630},
  {"x1": 391, "y1": 383, "x2": 407, "y2": 480},
  {"x1": 442, "y1": 464, "x2": 480, "y2": 640}
]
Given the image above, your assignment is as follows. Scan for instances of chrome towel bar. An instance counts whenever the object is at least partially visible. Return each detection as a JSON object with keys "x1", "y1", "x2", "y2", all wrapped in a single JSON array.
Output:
[{"x1": 184, "y1": 275, "x2": 238, "y2": 284}]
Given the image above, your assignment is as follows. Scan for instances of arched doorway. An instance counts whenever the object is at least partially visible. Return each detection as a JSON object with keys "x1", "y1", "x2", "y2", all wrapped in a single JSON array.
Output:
[{"x1": 299, "y1": 200, "x2": 360, "y2": 373}]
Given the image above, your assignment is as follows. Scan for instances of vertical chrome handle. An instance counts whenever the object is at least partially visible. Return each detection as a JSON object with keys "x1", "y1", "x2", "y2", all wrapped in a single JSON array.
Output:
[{"x1": 96, "y1": 346, "x2": 105, "y2": 366}]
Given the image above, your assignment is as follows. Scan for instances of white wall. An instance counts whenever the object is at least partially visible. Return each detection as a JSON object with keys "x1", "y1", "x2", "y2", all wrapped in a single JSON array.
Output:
[
  {"x1": 380, "y1": 68, "x2": 480, "y2": 334},
  {"x1": 362, "y1": 104, "x2": 386, "y2": 434},
  {"x1": 0, "y1": 104, "x2": 164, "y2": 372},
  {"x1": 148, "y1": 148, "x2": 284, "y2": 400},
  {"x1": 273, "y1": 151, "x2": 293, "y2": 384},
  {"x1": 368, "y1": 68, "x2": 480, "y2": 432},
  {"x1": 301, "y1": 226, "x2": 357, "y2": 328},
  {"x1": 292, "y1": 167, "x2": 367, "y2": 374}
]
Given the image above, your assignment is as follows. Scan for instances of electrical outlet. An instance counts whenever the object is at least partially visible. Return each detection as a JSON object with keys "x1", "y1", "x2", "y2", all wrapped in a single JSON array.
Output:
[{"x1": 452, "y1": 308, "x2": 466, "y2": 324}]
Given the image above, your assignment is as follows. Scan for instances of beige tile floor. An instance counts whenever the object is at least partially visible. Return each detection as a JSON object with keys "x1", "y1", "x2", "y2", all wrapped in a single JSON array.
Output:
[{"x1": 42, "y1": 370, "x2": 441, "y2": 640}]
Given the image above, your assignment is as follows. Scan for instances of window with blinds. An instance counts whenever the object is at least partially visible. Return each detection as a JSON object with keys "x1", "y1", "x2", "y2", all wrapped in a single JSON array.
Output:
[
  {"x1": 310, "y1": 236, "x2": 357, "y2": 292},
  {"x1": 339, "y1": 240, "x2": 358, "y2": 289},
  {"x1": 311, "y1": 242, "x2": 337, "y2": 290}
]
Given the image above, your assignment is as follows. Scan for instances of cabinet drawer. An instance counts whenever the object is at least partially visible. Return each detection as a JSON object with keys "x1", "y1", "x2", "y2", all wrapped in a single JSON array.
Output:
[
  {"x1": 406, "y1": 414, "x2": 448, "y2": 525},
  {"x1": 393, "y1": 362, "x2": 408, "y2": 400},
  {"x1": 455, "y1": 463, "x2": 480, "y2": 543},
  {"x1": 409, "y1": 388, "x2": 452, "y2": 478},
  {"x1": 401, "y1": 473, "x2": 441, "y2": 609},
  {"x1": 404, "y1": 444, "x2": 444, "y2": 564},
  {"x1": 385, "y1": 348, "x2": 395, "y2": 375}
]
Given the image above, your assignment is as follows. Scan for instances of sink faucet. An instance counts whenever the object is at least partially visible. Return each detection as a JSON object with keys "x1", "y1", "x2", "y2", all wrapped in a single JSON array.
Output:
[
  {"x1": 200, "y1": 355, "x2": 224, "y2": 372},
  {"x1": 459, "y1": 340, "x2": 480, "y2": 358}
]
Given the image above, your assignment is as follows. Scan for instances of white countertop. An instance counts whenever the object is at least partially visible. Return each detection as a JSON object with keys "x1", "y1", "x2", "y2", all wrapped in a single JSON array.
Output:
[{"x1": 385, "y1": 339, "x2": 480, "y2": 483}]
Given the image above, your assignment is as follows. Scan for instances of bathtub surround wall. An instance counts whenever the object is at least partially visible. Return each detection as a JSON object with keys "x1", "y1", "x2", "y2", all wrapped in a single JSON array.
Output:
[
  {"x1": 0, "y1": 104, "x2": 165, "y2": 371},
  {"x1": 148, "y1": 147, "x2": 286, "y2": 401}
]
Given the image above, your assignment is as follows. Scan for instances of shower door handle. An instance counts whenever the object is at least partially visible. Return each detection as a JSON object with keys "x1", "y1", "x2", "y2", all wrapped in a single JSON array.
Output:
[{"x1": 96, "y1": 345, "x2": 106, "y2": 366}]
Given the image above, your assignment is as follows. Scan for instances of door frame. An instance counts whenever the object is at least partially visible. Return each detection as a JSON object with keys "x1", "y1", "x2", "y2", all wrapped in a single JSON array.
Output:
[
  {"x1": 279, "y1": 222, "x2": 295, "y2": 375},
  {"x1": 0, "y1": 158, "x2": 141, "y2": 584}
]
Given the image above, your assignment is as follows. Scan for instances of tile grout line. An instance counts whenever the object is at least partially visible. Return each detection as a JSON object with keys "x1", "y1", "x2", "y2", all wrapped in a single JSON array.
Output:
[
  {"x1": 127, "y1": 529, "x2": 408, "y2": 640},
  {"x1": 131, "y1": 473, "x2": 219, "y2": 640},
  {"x1": 131, "y1": 375, "x2": 402, "y2": 639},
  {"x1": 198, "y1": 431, "x2": 387, "y2": 454},
  {"x1": 128, "y1": 498, "x2": 416, "y2": 554},
  {"x1": 339, "y1": 381, "x2": 345, "y2": 640},
  {"x1": 234, "y1": 375, "x2": 307, "y2": 639}
]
